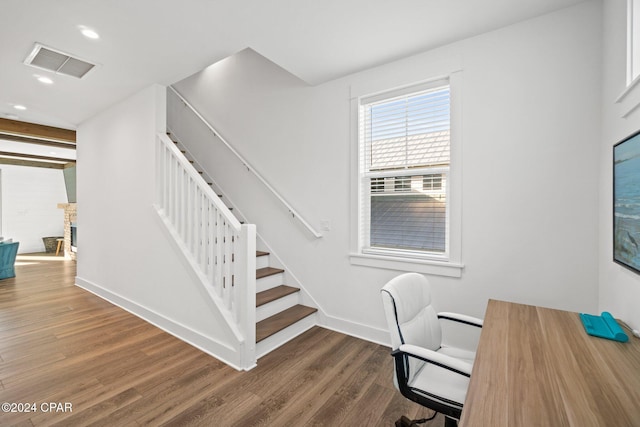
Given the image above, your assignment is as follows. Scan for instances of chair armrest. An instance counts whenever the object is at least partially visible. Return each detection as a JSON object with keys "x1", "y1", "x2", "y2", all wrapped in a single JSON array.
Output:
[
  {"x1": 437, "y1": 312, "x2": 483, "y2": 352},
  {"x1": 396, "y1": 344, "x2": 473, "y2": 377},
  {"x1": 438, "y1": 312, "x2": 483, "y2": 328}
]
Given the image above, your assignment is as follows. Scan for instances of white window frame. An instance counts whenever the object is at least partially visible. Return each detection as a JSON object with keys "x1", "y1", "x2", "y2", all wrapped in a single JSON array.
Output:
[
  {"x1": 617, "y1": 0, "x2": 640, "y2": 117},
  {"x1": 349, "y1": 72, "x2": 463, "y2": 278}
]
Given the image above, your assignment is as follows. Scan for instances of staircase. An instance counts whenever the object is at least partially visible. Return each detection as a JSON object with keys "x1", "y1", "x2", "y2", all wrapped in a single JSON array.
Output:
[
  {"x1": 255, "y1": 251, "x2": 317, "y2": 357},
  {"x1": 164, "y1": 132, "x2": 317, "y2": 362}
]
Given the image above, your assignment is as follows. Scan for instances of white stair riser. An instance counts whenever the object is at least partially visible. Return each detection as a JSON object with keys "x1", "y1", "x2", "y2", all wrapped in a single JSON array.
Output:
[
  {"x1": 256, "y1": 273, "x2": 284, "y2": 292},
  {"x1": 256, "y1": 255, "x2": 270, "y2": 270},
  {"x1": 256, "y1": 313, "x2": 317, "y2": 359},
  {"x1": 256, "y1": 292, "x2": 300, "y2": 322}
]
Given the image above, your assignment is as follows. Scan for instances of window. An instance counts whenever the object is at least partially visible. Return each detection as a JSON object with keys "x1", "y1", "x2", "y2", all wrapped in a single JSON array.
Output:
[
  {"x1": 617, "y1": 1, "x2": 640, "y2": 117},
  {"x1": 616, "y1": 1, "x2": 640, "y2": 117},
  {"x1": 357, "y1": 81, "x2": 451, "y2": 259}
]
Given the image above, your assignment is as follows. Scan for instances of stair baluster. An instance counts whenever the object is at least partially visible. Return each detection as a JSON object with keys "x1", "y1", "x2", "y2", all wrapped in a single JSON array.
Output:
[{"x1": 154, "y1": 132, "x2": 256, "y2": 369}]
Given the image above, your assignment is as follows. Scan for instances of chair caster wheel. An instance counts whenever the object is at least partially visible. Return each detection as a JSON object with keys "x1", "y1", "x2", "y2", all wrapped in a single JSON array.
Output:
[{"x1": 395, "y1": 416, "x2": 413, "y2": 427}]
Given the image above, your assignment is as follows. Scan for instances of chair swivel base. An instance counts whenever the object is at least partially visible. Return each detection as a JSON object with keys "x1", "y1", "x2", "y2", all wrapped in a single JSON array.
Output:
[{"x1": 395, "y1": 411, "x2": 438, "y2": 427}]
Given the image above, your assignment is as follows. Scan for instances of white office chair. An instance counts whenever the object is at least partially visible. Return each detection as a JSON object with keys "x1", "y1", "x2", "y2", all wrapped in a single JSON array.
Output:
[{"x1": 381, "y1": 273, "x2": 483, "y2": 427}]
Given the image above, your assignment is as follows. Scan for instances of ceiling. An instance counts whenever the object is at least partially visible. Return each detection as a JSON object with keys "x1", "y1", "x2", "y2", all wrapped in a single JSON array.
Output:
[{"x1": 0, "y1": 0, "x2": 587, "y2": 131}]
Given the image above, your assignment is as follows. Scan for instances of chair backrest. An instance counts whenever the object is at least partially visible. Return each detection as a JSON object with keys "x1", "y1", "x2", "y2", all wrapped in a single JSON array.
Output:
[{"x1": 381, "y1": 272, "x2": 442, "y2": 352}]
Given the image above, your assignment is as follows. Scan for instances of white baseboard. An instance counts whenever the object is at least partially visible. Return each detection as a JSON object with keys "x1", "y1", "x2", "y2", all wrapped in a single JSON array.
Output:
[
  {"x1": 74, "y1": 276, "x2": 251, "y2": 371},
  {"x1": 318, "y1": 313, "x2": 391, "y2": 347},
  {"x1": 74, "y1": 278, "x2": 391, "y2": 369}
]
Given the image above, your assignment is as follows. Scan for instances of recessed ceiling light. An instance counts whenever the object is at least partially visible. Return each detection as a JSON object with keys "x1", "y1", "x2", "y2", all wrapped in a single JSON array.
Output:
[
  {"x1": 79, "y1": 26, "x2": 100, "y2": 40},
  {"x1": 14, "y1": 105, "x2": 27, "y2": 110},
  {"x1": 37, "y1": 76, "x2": 53, "y2": 84}
]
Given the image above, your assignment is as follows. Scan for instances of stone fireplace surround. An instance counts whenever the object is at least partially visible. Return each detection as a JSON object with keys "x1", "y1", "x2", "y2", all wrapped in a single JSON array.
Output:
[{"x1": 57, "y1": 203, "x2": 77, "y2": 260}]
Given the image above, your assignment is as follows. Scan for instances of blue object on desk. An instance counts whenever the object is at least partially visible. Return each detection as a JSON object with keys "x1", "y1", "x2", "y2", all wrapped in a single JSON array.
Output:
[{"x1": 580, "y1": 312, "x2": 629, "y2": 342}]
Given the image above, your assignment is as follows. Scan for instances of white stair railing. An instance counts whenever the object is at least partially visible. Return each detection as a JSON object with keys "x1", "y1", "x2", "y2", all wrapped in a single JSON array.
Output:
[
  {"x1": 168, "y1": 85, "x2": 322, "y2": 239},
  {"x1": 154, "y1": 132, "x2": 256, "y2": 368}
]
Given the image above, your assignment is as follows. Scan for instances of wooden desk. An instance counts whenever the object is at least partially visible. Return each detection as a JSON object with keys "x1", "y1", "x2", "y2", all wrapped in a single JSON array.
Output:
[{"x1": 460, "y1": 299, "x2": 640, "y2": 426}]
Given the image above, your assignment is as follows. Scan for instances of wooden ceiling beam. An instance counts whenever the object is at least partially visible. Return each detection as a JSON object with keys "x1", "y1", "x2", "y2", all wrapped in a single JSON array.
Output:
[
  {"x1": 0, "y1": 150, "x2": 75, "y2": 163},
  {"x1": 0, "y1": 132, "x2": 76, "y2": 149},
  {"x1": 0, "y1": 157, "x2": 65, "y2": 169},
  {"x1": 0, "y1": 118, "x2": 76, "y2": 144}
]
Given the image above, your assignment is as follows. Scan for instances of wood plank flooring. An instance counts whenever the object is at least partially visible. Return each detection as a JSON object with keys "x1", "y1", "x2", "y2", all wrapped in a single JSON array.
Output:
[{"x1": 0, "y1": 253, "x2": 442, "y2": 426}]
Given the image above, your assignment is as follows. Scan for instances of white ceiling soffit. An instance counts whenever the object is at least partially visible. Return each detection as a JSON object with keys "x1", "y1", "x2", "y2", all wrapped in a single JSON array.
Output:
[{"x1": 24, "y1": 43, "x2": 96, "y2": 79}]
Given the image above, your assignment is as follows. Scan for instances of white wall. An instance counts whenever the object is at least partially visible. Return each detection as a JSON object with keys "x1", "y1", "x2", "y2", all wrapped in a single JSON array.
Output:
[
  {"x1": 600, "y1": 0, "x2": 640, "y2": 330},
  {"x1": 76, "y1": 84, "x2": 244, "y2": 367},
  {"x1": 0, "y1": 165, "x2": 66, "y2": 253},
  {"x1": 171, "y1": 1, "x2": 602, "y2": 343}
]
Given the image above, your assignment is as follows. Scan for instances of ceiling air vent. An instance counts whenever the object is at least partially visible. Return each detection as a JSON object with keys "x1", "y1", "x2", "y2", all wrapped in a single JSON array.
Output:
[{"x1": 24, "y1": 43, "x2": 96, "y2": 79}]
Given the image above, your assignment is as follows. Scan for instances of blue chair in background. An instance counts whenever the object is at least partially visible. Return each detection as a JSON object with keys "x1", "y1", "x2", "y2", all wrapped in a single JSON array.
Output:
[{"x1": 0, "y1": 241, "x2": 19, "y2": 279}]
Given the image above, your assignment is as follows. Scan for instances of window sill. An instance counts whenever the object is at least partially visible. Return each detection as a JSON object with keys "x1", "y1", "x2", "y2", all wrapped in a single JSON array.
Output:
[
  {"x1": 615, "y1": 75, "x2": 640, "y2": 118},
  {"x1": 349, "y1": 253, "x2": 463, "y2": 278}
]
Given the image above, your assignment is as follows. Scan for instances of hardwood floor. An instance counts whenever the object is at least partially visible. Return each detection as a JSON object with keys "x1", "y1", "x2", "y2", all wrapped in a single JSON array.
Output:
[{"x1": 0, "y1": 253, "x2": 442, "y2": 426}]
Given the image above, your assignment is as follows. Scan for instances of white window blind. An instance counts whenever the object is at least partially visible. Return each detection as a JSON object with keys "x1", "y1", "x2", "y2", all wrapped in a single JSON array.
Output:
[{"x1": 359, "y1": 83, "x2": 451, "y2": 255}]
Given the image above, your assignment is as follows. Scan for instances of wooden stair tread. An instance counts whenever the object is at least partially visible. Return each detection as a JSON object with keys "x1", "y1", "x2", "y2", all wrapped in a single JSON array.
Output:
[
  {"x1": 256, "y1": 267, "x2": 284, "y2": 279},
  {"x1": 256, "y1": 305, "x2": 317, "y2": 342},
  {"x1": 256, "y1": 251, "x2": 269, "y2": 257},
  {"x1": 256, "y1": 285, "x2": 299, "y2": 307}
]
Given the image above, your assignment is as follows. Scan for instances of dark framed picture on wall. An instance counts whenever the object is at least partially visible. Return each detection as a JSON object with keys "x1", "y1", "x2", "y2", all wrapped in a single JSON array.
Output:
[{"x1": 613, "y1": 129, "x2": 640, "y2": 274}]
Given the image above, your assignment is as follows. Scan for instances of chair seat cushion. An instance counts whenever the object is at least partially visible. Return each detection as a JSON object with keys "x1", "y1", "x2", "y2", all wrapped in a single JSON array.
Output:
[{"x1": 408, "y1": 348, "x2": 473, "y2": 406}]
